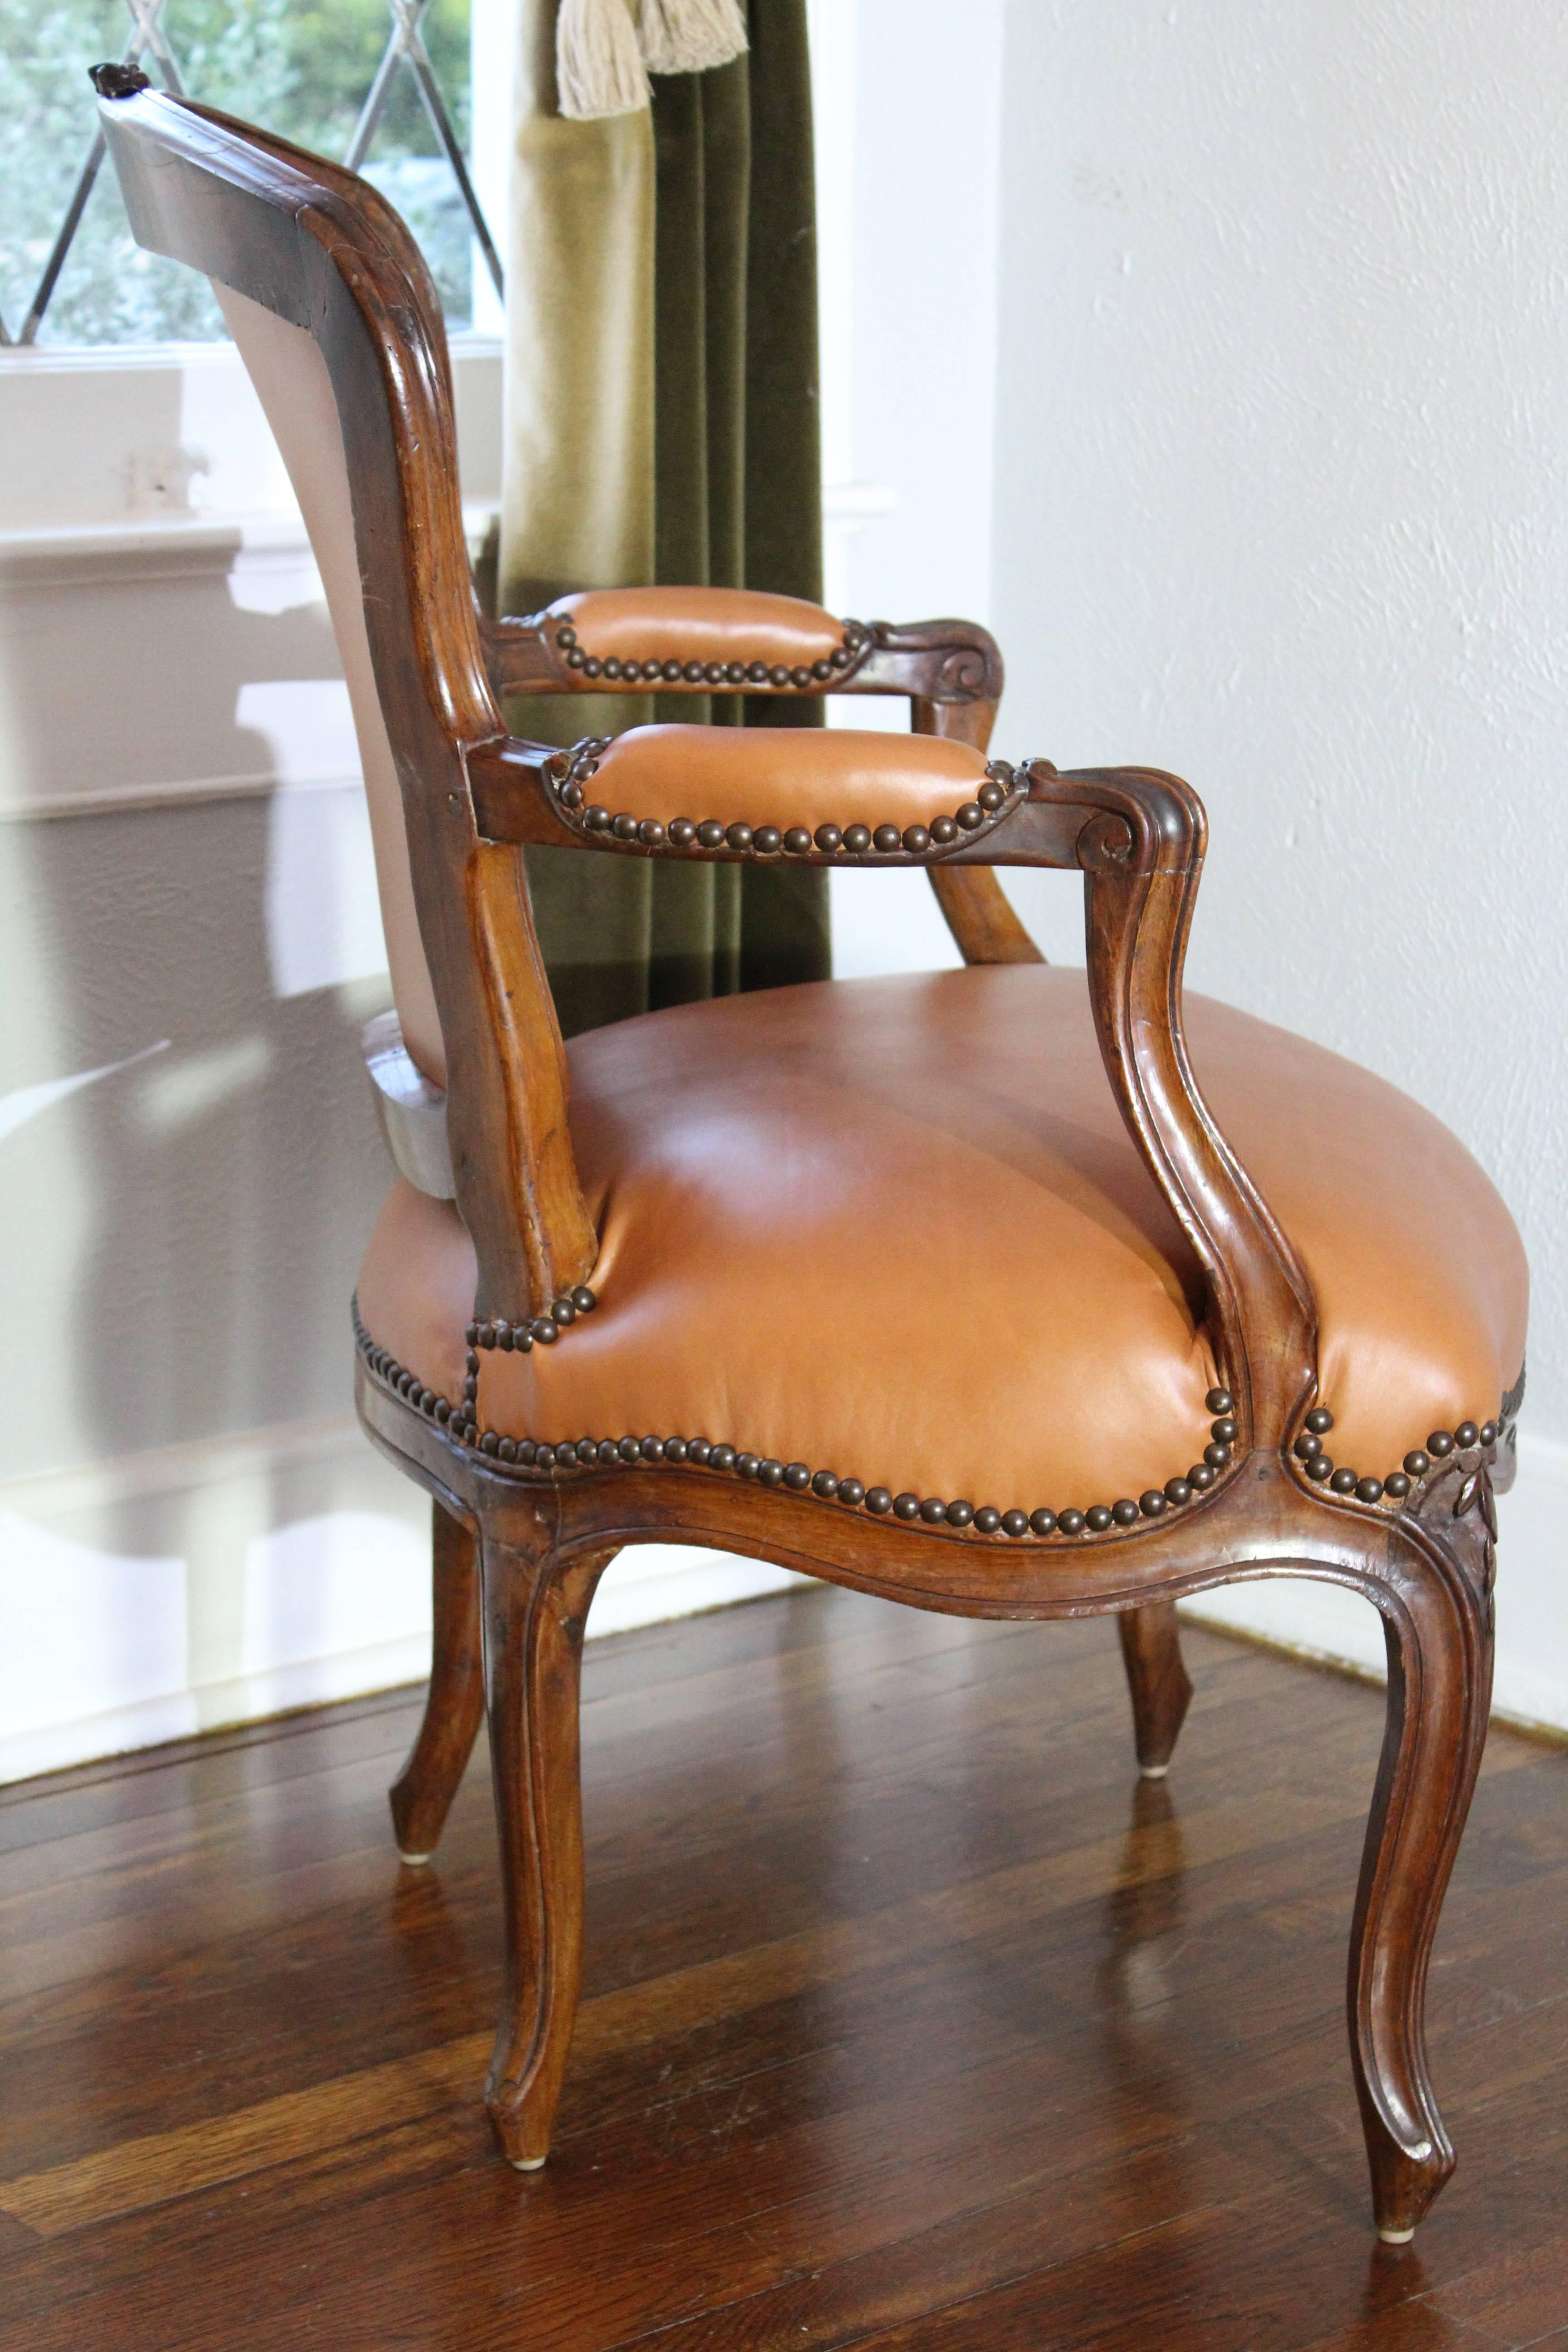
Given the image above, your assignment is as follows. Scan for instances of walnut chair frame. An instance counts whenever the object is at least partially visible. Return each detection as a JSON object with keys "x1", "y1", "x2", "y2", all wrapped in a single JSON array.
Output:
[{"x1": 97, "y1": 70, "x2": 1519, "y2": 2244}]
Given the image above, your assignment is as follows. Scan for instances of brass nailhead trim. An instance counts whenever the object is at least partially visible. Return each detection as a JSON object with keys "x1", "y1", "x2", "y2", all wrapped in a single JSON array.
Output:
[
  {"x1": 353, "y1": 1311, "x2": 1250, "y2": 1541},
  {"x1": 554, "y1": 618, "x2": 870, "y2": 689},
  {"x1": 1289, "y1": 1404, "x2": 1507, "y2": 1506},
  {"x1": 546, "y1": 736, "x2": 1021, "y2": 860}
]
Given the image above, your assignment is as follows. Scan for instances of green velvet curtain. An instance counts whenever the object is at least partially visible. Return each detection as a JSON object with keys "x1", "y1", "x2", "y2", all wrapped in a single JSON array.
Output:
[{"x1": 500, "y1": 0, "x2": 831, "y2": 1038}]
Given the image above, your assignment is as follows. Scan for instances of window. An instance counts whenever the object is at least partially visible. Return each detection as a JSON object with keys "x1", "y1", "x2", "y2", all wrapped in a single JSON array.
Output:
[{"x1": 0, "y1": 0, "x2": 497, "y2": 346}]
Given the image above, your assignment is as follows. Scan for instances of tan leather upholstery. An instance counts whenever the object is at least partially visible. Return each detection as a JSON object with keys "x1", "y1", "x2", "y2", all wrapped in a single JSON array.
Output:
[
  {"x1": 570, "y1": 725, "x2": 991, "y2": 836},
  {"x1": 547, "y1": 586, "x2": 845, "y2": 667},
  {"x1": 214, "y1": 283, "x2": 448, "y2": 1085},
  {"x1": 357, "y1": 966, "x2": 1528, "y2": 1512}
]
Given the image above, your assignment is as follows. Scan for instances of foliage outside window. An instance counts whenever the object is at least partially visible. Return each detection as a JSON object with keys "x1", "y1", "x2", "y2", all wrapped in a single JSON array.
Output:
[{"x1": 0, "y1": 0, "x2": 473, "y2": 345}]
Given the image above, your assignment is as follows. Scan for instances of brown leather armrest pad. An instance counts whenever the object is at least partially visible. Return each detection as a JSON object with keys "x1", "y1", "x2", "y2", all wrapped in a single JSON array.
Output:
[
  {"x1": 547, "y1": 587, "x2": 846, "y2": 670},
  {"x1": 579, "y1": 725, "x2": 990, "y2": 834}
]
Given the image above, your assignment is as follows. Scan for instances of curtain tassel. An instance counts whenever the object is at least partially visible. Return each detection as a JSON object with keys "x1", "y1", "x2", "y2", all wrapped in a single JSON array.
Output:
[
  {"x1": 557, "y1": 0, "x2": 650, "y2": 121},
  {"x1": 637, "y1": 0, "x2": 749, "y2": 76}
]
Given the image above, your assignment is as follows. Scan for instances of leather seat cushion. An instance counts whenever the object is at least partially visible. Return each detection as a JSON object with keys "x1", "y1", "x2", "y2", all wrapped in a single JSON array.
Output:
[
  {"x1": 357, "y1": 967, "x2": 1528, "y2": 1512},
  {"x1": 568, "y1": 725, "x2": 992, "y2": 838},
  {"x1": 547, "y1": 587, "x2": 847, "y2": 669}
]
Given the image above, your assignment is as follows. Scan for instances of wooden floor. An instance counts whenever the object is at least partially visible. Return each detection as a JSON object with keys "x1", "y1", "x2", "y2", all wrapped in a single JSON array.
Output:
[{"x1": 2, "y1": 1589, "x2": 1568, "y2": 2351}]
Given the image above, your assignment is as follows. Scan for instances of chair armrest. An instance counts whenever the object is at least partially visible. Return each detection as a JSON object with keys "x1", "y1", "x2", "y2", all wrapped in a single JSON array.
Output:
[
  {"x1": 467, "y1": 732, "x2": 1317, "y2": 1448},
  {"x1": 482, "y1": 588, "x2": 1003, "y2": 705}
]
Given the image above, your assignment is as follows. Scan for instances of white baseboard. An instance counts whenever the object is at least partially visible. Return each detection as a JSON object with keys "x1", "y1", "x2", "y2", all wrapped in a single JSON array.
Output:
[
  {"x1": 1182, "y1": 1430, "x2": 1568, "y2": 1738},
  {"x1": 0, "y1": 1419, "x2": 807, "y2": 1786}
]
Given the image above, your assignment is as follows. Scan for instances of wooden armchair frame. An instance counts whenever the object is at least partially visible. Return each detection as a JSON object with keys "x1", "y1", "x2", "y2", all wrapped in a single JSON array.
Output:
[{"x1": 97, "y1": 69, "x2": 1520, "y2": 2244}]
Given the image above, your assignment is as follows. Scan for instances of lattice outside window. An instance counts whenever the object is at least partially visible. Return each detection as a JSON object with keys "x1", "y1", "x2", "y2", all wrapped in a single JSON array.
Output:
[{"x1": 0, "y1": 0, "x2": 500, "y2": 346}]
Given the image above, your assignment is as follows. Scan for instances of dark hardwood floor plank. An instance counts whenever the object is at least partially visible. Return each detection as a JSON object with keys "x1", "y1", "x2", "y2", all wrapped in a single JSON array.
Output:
[{"x1": 1, "y1": 1592, "x2": 1564, "y2": 2352}]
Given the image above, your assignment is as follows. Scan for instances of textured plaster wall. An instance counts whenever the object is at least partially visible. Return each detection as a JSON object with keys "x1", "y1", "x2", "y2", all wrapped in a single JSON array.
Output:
[
  {"x1": 990, "y1": 0, "x2": 1568, "y2": 1712},
  {"x1": 992, "y1": 0, "x2": 1568, "y2": 1429}
]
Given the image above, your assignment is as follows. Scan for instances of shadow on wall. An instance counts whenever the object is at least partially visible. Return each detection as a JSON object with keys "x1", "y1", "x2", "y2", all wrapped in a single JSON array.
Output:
[{"x1": 0, "y1": 556, "x2": 436, "y2": 1776}]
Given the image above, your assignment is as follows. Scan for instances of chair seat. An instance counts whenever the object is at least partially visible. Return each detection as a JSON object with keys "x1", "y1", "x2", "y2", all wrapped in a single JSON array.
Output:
[{"x1": 357, "y1": 966, "x2": 1527, "y2": 1519}]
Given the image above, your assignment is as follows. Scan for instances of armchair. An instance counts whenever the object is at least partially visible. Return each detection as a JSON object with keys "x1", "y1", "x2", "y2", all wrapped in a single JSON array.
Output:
[{"x1": 97, "y1": 70, "x2": 1528, "y2": 2245}]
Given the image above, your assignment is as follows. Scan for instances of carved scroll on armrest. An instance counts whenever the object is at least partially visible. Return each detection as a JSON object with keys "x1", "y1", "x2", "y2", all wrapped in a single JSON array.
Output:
[{"x1": 362, "y1": 1010, "x2": 456, "y2": 1198}]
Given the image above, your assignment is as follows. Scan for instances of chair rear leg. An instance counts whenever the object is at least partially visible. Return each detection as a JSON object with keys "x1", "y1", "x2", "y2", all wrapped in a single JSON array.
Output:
[
  {"x1": 481, "y1": 1535, "x2": 616, "y2": 2170},
  {"x1": 1349, "y1": 1514, "x2": 1494, "y2": 2241},
  {"x1": 389, "y1": 1500, "x2": 485, "y2": 1862},
  {"x1": 1117, "y1": 1602, "x2": 1194, "y2": 1777}
]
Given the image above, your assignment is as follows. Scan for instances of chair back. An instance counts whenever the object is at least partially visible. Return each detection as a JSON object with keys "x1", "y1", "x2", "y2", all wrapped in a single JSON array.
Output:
[{"x1": 98, "y1": 78, "x2": 596, "y2": 1321}]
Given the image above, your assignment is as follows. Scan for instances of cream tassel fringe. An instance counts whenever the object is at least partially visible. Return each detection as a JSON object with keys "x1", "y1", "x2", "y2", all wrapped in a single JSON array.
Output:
[
  {"x1": 557, "y1": 0, "x2": 649, "y2": 120},
  {"x1": 555, "y1": 0, "x2": 750, "y2": 119},
  {"x1": 637, "y1": 0, "x2": 749, "y2": 77}
]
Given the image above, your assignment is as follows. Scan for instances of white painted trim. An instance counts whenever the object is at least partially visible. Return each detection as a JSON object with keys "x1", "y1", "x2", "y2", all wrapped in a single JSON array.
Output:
[
  {"x1": 0, "y1": 1417, "x2": 807, "y2": 1786},
  {"x1": 1181, "y1": 1431, "x2": 1568, "y2": 1740}
]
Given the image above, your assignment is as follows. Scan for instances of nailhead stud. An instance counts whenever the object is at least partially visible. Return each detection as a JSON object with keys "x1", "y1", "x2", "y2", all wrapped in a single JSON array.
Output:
[
  {"x1": 872, "y1": 824, "x2": 902, "y2": 853},
  {"x1": 641, "y1": 1436, "x2": 665, "y2": 1461},
  {"x1": 687, "y1": 1438, "x2": 713, "y2": 1464},
  {"x1": 758, "y1": 1459, "x2": 785, "y2": 1487},
  {"x1": 931, "y1": 815, "x2": 958, "y2": 844},
  {"x1": 956, "y1": 803, "x2": 985, "y2": 829},
  {"x1": 976, "y1": 780, "x2": 1006, "y2": 813},
  {"x1": 791, "y1": 666, "x2": 812, "y2": 688},
  {"x1": 769, "y1": 665, "x2": 790, "y2": 687},
  {"x1": 812, "y1": 1470, "x2": 838, "y2": 1498},
  {"x1": 1480, "y1": 1421, "x2": 1498, "y2": 1446},
  {"x1": 1001, "y1": 1509, "x2": 1029, "y2": 1536},
  {"x1": 726, "y1": 823, "x2": 754, "y2": 851},
  {"x1": 1305, "y1": 1407, "x2": 1334, "y2": 1435},
  {"x1": 838, "y1": 1479, "x2": 866, "y2": 1507},
  {"x1": 747, "y1": 661, "x2": 769, "y2": 683},
  {"x1": 1140, "y1": 1490, "x2": 1168, "y2": 1517},
  {"x1": 697, "y1": 819, "x2": 726, "y2": 848},
  {"x1": 1085, "y1": 1505, "x2": 1114, "y2": 1532},
  {"x1": 572, "y1": 1287, "x2": 597, "y2": 1313},
  {"x1": 902, "y1": 825, "x2": 931, "y2": 854},
  {"x1": 639, "y1": 818, "x2": 666, "y2": 846},
  {"x1": 1385, "y1": 1473, "x2": 1411, "y2": 1499},
  {"x1": 1203, "y1": 1441, "x2": 1232, "y2": 1469},
  {"x1": 1294, "y1": 1433, "x2": 1322, "y2": 1460},
  {"x1": 843, "y1": 824, "x2": 872, "y2": 853},
  {"x1": 893, "y1": 1492, "x2": 921, "y2": 1521},
  {"x1": 755, "y1": 827, "x2": 783, "y2": 854},
  {"x1": 710, "y1": 1444, "x2": 736, "y2": 1470},
  {"x1": 1058, "y1": 1509, "x2": 1086, "y2": 1535},
  {"x1": 612, "y1": 812, "x2": 639, "y2": 840},
  {"x1": 784, "y1": 827, "x2": 812, "y2": 854},
  {"x1": 1403, "y1": 1450, "x2": 1430, "y2": 1476},
  {"x1": 1331, "y1": 1468, "x2": 1359, "y2": 1494},
  {"x1": 866, "y1": 1487, "x2": 893, "y2": 1514},
  {"x1": 1112, "y1": 1499, "x2": 1141, "y2": 1526},
  {"x1": 665, "y1": 1437, "x2": 689, "y2": 1462},
  {"x1": 550, "y1": 1297, "x2": 576, "y2": 1324},
  {"x1": 945, "y1": 1500, "x2": 974, "y2": 1527},
  {"x1": 1428, "y1": 1431, "x2": 1455, "y2": 1457},
  {"x1": 815, "y1": 824, "x2": 843, "y2": 853},
  {"x1": 1455, "y1": 1421, "x2": 1480, "y2": 1448},
  {"x1": 1356, "y1": 1476, "x2": 1385, "y2": 1503},
  {"x1": 919, "y1": 1496, "x2": 947, "y2": 1524},
  {"x1": 1205, "y1": 1387, "x2": 1234, "y2": 1414},
  {"x1": 784, "y1": 1461, "x2": 812, "y2": 1490},
  {"x1": 1189, "y1": 1465, "x2": 1216, "y2": 1490},
  {"x1": 812, "y1": 659, "x2": 833, "y2": 681},
  {"x1": 1305, "y1": 1455, "x2": 1332, "y2": 1481},
  {"x1": 974, "y1": 1507, "x2": 1001, "y2": 1533},
  {"x1": 535, "y1": 1443, "x2": 555, "y2": 1468},
  {"x1": 585, "y1": 805, "x2": 611, "y2": 831},
  {"x1": 1210, "y1": 1417, "x2": 1238, "y2": 1444},
  {"x1": 736, "y1": 1453, "x2": 760, "y2": 1477},
  {"x1": 1164, "y1": 1477, "x2": 1192, "y2": 1505}
]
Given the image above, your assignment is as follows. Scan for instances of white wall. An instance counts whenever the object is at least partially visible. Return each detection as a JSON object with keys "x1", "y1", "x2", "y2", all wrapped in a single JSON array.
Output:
[{"x1": 989, "y1": 0, "x2": 1568, "y2": 1725}]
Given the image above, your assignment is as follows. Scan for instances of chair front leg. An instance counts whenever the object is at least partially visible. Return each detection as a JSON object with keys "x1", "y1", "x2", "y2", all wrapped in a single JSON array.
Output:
[
  {"x1": 1117, "y1": 1602, "x2": 1194, "y2": 1778},
  {"x1": 1349, "y1": 1507, "x2": 1494, "y2": 2241},
  {"x1": 389, "y1": 1500, "x2": 485, "y2": 1862},
  {"x1": 481, "y1": 1534, "x2": 616, "y2": 2169}
]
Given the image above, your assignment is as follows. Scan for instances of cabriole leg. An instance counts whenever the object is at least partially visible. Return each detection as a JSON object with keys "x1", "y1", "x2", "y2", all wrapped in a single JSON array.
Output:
[
  {"x1": 1350, "y1": 1522, "x2": 1494, "y2": 2241},
  {"x1": 481, "y1": 1536, "x2": 614, "y2": 2170},
  {"x1": 1117, "y1": 1602, "x2": 1194, "y2": 1777},
  {"x1": 389, "y1": 1500, "x2": 485, "y2": 1862}
]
